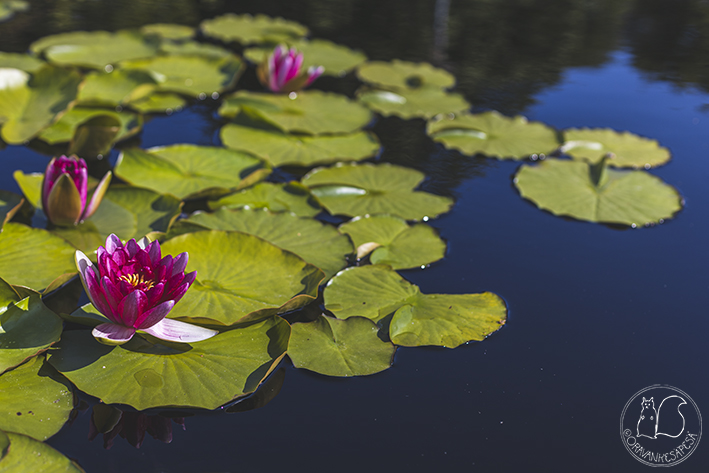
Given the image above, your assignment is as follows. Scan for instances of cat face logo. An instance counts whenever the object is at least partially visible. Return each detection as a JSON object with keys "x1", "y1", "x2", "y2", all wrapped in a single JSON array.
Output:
[{"x1": 621, "y1": 385, "x2": 701, "y2": 467}]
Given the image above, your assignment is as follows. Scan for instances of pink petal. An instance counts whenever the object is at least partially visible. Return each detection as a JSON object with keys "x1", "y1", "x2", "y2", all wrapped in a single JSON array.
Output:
[
  {"x1": 168, "y1": 281, "x2": 191, "y2": 304},
  {"x1": 118, "y1": 290, "x2": 147, "y2": 328},
  {"x1": 76, "y1": 251, "x2": 104, "y2": 307},
  {"x1": 136, "y1": 236, "x2": 151, "y2": 250},
  {"x1": 92, "y1": 323, "x2": 136, "y2": 346},
  {"x1": 276, "y1": 55, "x2": 294, "y2": 90},
  {"x1": 135, "y1": 300, "x2": 174, "y2": 329},
  {"x1": 286, "y1": 53, "x2": 304, "y2": 82},
  {"x1": 145, "y1": 282, "x2": 165, "y2": 306},
  {"x1": 148, "y1": 240, "x2": 161, "y2": 265},
  {"x1": 83, "y1": 170, "x2": 111, "y2": 220},
  {"x1": 171, "y1": 253, "x2": 188, "y2": 276},
  {"x1": 140, "y1": 318, "x2": 217, "y2": 343},
  {"x1": 125, "y1": 239, "x2": 139, "y2": 258},
  {"x1": 105, "y1": 234, "x2": 122, "y2": 253},
  {"x1": 100, "y1": 276, "x2": 124, "y2": 313},
  {"x1": 306, "y1": 66, "x2": 324, "y2": 85}
]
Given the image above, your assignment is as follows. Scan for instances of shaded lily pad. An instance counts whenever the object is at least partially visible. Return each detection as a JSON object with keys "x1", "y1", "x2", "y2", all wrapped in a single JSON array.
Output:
[
  {"x1": 561, "y1": 128, "x2": 671, "y2": 168},
  {"x1": 244, "y1": 39, "x2": 367, "y2": 77},
  {"x1": 339, "y1": 215, "x2": 445, "y2": 269},
  {"x1": 140, "y1": 23, "x2": 195, "y2": 41},
  {"x1": 30, "y1": 30, "x2": 158, "y2": 70},
  {"x1": 162, "y1": 230, "x2": 324, "y2": 326},
  {"x1": 126, "y1": 92, "x2": 186, "y2": 114},
  {"x1": 209, "y1": 182, "x2": 321, "y2": 217},
  {"x1": 427, "y1": 111, "x2": 560, "y2": 159},
  {"x1": 0, "y1": 432, "x2": 84, "y2": 472},
  {"x1": 357, "y1": 60, "x2": 455, "y2": 90},
  {"x1": 289, "y1": 314, "x2": 395, "y2": 376},
  {"x1": 358, "y1": 87, "x2": 469, "y2": 120},
  {"x1": 324, "y1": 265, "x2": 507, "y2": 348},
  {"x1": 115, "y1": 145, "x2": 271, "y2": 200},
  {"x1": 0, "y1": 52, "x2": 43, "y2": 72},
  {"x1": 77, "y1": 69, "x2": 157, "y2": 107},
  {"x1": 0, "y1": 66, "x2": 82, "y2": 144},
  {"x1": 0, "y1": 356, "x2": 73, "y2": 441},
  {"x1": 219, "y1": 90, "x2": 372, "y2": 135},
  {"x1": 49, "y1": 315, "x2": 290, "y2": 410},
  {"x1": 226, "y1": 367, "x2": 285, "y2": 413},
  {"x1": 0, "y1": 223, "x2": 76, "y2": 291},
  {"x1": 220, "y1": 123, "x2": 380, "y2": 167},
  {"x1": 0, "y1": 190, "x2": 23, "y2": 230},
  {"x1": 0, "y1": 0, "x2": 28, "y2": 22},
  {"x1": 37, "y1": 107, "x2": 143, "y2": 145},
  {"x1": 121, "y1": 54, "x2": 243, "y2": 98},
  {"x1": 183, "y1": 207, "x2": 352, "y2": 279},
  {"x1": 303, "y1": 162, "x2": 453, "y2": 220},
  {"x1": 159, "y1": 41, "x2": 233, "y2": 59},
  {"x1": 514, "y1": 158, "x2": 683, "y2": 226},
  {"x1": 200, "y1": 13, "x2": 308, "y2": 45}
]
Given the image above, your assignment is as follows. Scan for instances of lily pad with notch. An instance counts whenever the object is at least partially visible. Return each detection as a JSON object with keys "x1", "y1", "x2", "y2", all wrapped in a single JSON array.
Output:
[
  {"x1": 357, "y1": 60, "x2": 455, "y2": 90},
  {"x1": 560, "y1": 128, "x2": 671, "y2": 168},
  {"x1": 208, "y1": 182, "x2": 321, "y2": 217},
  {"x1": 200, "y1": 13, "x2": 308, "y2": 45},
  {"x1": 37, "y1": 107, "x2": 143, "y2": 145},
  {"x1": 357, "y1": 86, "x2": 469, "y2": 120}
]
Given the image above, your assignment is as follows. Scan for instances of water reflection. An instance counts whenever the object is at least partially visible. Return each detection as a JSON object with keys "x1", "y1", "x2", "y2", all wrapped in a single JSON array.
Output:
[{"x1": 88, "y1": 404, "x2": 185, "y2": 449}]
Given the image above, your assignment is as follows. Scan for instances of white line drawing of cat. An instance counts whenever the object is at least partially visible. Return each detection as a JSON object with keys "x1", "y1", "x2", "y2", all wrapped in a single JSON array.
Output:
[{"x1": 636, "y1": 395, "x2": 687, "y2": 439}]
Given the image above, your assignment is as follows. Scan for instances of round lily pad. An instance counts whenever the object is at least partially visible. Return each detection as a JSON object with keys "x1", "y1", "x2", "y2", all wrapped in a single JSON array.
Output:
[
  {"x1": 0, "y1": 356, "x2": 73, "y2": 441},
  {"x1": 162, "y1": 230, "x2": 324, "y2": 326},
  {"x1": 0, "y1": 65, "x2": 82, "y2": 144},
  {"x1": 220, "y1": 123, "x2": 380, "y2": 167},
  {"x1": 561, "y1": 128, "x2": 671, "y2": 168},
  {"x1": 0, "y1": 431, "x2": 84, "y2": 472},
  {"x1": 0, "y1": 223, "x2": 76, "y2": 292},
  {"x1": 219, "y1": 90, "x2": 373, "y2": 135},
  {"x1": 427, "y1": 111, "x2": 560, "y2": 159},
  {"x1": 514, "y1": 158, "x2": 683, "y2": 226},
  {"x1": 208, "y1": 182, "x2": 321, "y2": 217},
  {"x1": 77, "y1": 69, "x2": 157, "y2": 107},
  {"x1": 140, "y1": 23, "x2": 195, "y2": 41},
  {"x1": 158, "y1": 41, "x2": 233, "y2": 59},
  {"x1": 357, "y1": 60, "x2": 455, "y2": 90},
  {"x1": 324, "y1": 265, "x2": 507, "y2": 348},
  {"x1": 200, "y1": 13, "x2": 308, "y2": 45},
  {"x1": 339, "y1": 214, "x2": 445, "y2": 269},
  {"x1": 244, "y1": 39, "x2": 367, "y2": 77},
  {"x1": 37, "y1": 107, "x2": 143, "y2": 145},
  {"x1": 288, "y1": 314, "x2": 395, "y2": 376},
  {"x1": 49, "y1": 315, "x2": 289, "y2": 410},
  {"x1": 0, "y1": 190, "x2": 22, "y2": 230},
  {"x1": 357, "y1": 87, "x2": 469, "y2": 120},
  {"x1": 303, "y1": 162, "x2": 453, "y2": 220},
  {"x1": 184, "y1": 207, "x2": 353, "y2": 279},
  {"x1": 115, "y1": 145, "x2": 271, "y2": 200},
  {"x1": 126, "y1": 92, "x2": 186, "y2": 114},
  {"x1": 0, "y1": 52, "x2": 44, "y2": 72}
]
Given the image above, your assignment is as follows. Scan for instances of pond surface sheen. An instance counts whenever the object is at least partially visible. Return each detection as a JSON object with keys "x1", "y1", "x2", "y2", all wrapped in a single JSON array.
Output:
[{"x1": 2, "y1": 1, "x2": 709, "y2": 471}]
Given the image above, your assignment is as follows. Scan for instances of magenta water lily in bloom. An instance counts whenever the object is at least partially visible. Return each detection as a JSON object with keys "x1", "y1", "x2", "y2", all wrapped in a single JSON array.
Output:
[
  {"x1": 42, "y1": 155, "x2": 112, "y2": 226},
  {"x1": 75, "y1": 234, "x2": 217, "y2": 345},
  {"x1": 257, "y1": 44, "x2": 324, "y2": 93}
]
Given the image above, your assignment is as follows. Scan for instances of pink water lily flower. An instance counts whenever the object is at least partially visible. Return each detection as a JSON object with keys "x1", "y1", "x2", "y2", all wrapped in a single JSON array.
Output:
[
  {"x1": 42, "y1": 155, "x2": 111, "y2": 226},
  {"x1": 257, "y1": 44, "x2": 324, "y2": 93},
  {"x1": 75, "y1": 234, "x2": 217, "y2": 346}
]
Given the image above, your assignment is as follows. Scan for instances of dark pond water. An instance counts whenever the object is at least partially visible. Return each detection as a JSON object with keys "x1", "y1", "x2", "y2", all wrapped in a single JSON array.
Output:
[{"x1": 2, "y1": 0, "x2": 709, "y2": 471}]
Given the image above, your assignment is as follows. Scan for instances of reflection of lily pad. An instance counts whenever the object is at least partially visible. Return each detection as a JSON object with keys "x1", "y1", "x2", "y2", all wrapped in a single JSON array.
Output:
[
  {"x1": 162, "y1": 230, "x2": 324, "y2": 326},
  {"x1": 244, "y1": 39, "x2": 367, "y2": 77},
  {"x1": 184, "y1": 207, "x2": 352, "y2": 279},
  {"x1": 324, "y1": 265, "x2": 507, "y2": 348},
  {"x1": 358, "y1": 87, "x2": 469, "y2": 120},
  {"x1": 37, "y1": 107, "x2": 143, "y2": 144},
  {"x1": 303, "y1": 162, "x2": 453, "y2": 220},
  {"x1": 220, "y1": 123, "x2": 380, "y2": 167},
  {"x1": 0, "y1": 190, "x2": 23, "y2": 230},
  {"x1": 357, "y1": 60, "x2": 455, "y2": 90},
  {"x1": 0, "y1": 52, "x2": 43, "y2": 72},
  {"x1": 0, "y1": 356, "x2": 73, "y2": 441},
  {"x1": 219, "y1": 90, "x2": 372, "y2": 135},
  {"x1": 288, "y1": 315, "x2": 395, "y2": 376},
  {"x1": 126, "y1": 92, "x2": 186, "y2": 114},
  {"x1": 0, "y1": 432, "x2": 84, "y2": 472},
  {"x1": 427, "y1": 111, "x2": 560, "y2": 159},
  {"x1": 514, "y1": 158, "x2": 683, "y2": 226},
  {"x1": 77, "y1": 69, "x2": 157, "y2": 107},
  {"x1": 0, "y1": 66, "x2": 82, "y2": 144},
  {"x1": 140, "y1": 23, "x2": 195, "y2": 40},
  {"x1": 200, "y1": 13, "x2": 308, "y2": 44},
  {"x1": 339, "y1": 214, "x2": 445, "y2": 269},
  {"x1": 115, "y1": 145, "x2": 271, "y2": 200},
  {"x1": 209, "y1": 182, "x2": 321, "y2": 217},
  {"x1": 49, "y1": 316, "x2": 290, "y2": 410},
  {"x1": 561, "y1": 128, "x2": 671, "y2": 168}
]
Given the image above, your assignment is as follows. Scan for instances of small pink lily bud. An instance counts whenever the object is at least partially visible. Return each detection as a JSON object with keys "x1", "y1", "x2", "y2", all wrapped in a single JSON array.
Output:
[{"x1": 257, "y1": 45, "x2": 324, "y2": 94}]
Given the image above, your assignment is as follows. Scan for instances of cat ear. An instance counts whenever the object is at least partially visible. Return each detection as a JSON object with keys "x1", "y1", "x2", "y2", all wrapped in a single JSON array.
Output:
[
  {"x1": 642, "y1": 397, "x2": 647, "y2": 401},
  {"x1": 650, "y1": 397, "x2": 654, "y2": 401}
]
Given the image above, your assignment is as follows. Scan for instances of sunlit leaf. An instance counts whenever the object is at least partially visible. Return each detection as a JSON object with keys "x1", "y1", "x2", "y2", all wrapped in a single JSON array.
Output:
[
  {"x1": 358, "y1": 86, "x2": 469, "y2": 120},
  {"x1": 77, "y1": 69, "x2": 157, "y2": 107},
  {"x1": 140, "y1": 23, "x2": 195, "y2": 41},
  {"x1": 561, "y1": 127, "x2": 671, "y2": 168},
  {"x1": 209, "y1": 182, "x2": 321, "y2": 217},
  {"x1": 0, "y1": 431, "x2": 84, "y2": 472},
  {"x1": 37, "y1": 106, "x2": 142, "y2": 145},
  {"x1": 158, "y1": 41, "x2": 233, "y2": 59},
  {"x1": 357, "y1": 60, "x2": 455, "y2": 90},
  {"x1": 126, "y1": 92, "x2": 186, "y2": 114},
  {"x1": 200, "y1": 13, "x2": 308, "y2": 45},
  {"x1": 68, "y1": 114, "x2": 121, "y2": 159},
  {"x1": 0, "y1": 52, "x2": 43, "y2": 72}
]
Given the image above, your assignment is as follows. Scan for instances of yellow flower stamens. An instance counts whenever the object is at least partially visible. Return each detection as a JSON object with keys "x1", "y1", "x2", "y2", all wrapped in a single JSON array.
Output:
[{"x1": 120, "y1": 273, "x2": 155, "y2": 290}]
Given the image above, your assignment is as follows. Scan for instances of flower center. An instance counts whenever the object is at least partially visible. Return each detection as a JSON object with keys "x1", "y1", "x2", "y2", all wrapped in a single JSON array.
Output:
[{"x1": 120, "y1": 273, "x2": 155, "y2": 291}]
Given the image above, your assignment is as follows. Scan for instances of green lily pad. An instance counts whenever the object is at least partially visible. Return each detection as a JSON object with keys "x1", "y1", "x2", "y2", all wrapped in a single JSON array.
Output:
[
  {"x1": 303, "y1": 162, "x2": 453, "y2": 220},
  {"x1": 51, "y1": 185, "x2": 182, "y2": 253},
  {"x1": 358, "y1": 86, "x2": 469, "y2": 120},
  {"x1": 0, "y1": 66, "x2": 82, "y2": 144},
  {"x1": 49, "y1": 315, "x2": 289, "y2": 410},
  {"x1": 30, "y1": 30, "x2": 158, "y2": 70},
  {"x1": 0, "y1": 432, "x2": 84, "y2": 472},
  {"x1": 0, "y1": 0, "x2": 28, "y2": 22},
  {"x1": 158, "y1": 41, "x2": 233, "y2": 59},
  {"x1": 200, "y1": 13, "x2": 308, "y2": 45},
  {"x1": 339, "y1": 214, "x2": 445, "y2": 269},
  {"x1": 514, "y1": 158, "x2": 683, "y2": 226},
  {"x1": 427, "y1": 111, "x2": 560, "y2": 159},
  {"x1": 0, "y1": 223, "x2": 76, "y2": 292},
  {"x1": 357, "y1": 60, "x2": 455, "y2": 90},
  {"x1": 162, "y1": 230, "x2": 324, "y2": 326},
  {"x1": 219, "y1": 90, "x2": 372, "y2": 135},
  {"x1": 561, "y1": 128, "x2": 671, "y2": 168},
  {"x1": 226, "y1": 367, "x2": 285, "y2": 413},
  {"x1": 0, "y1": 53, "x2": 43, "y2": 72},
  {"x1": 11, "y1": 171, "x2": 41, "y2": 209},
  {"x1": 0, "y1": 430, "x2": 7, "y2": 459},
  {"x1": 288, "y1": 314, "x2": 395, "y2": 376},
  {"x1": 324, "y1": 265, "x2": 507, "y2": 348},
  {"x1": 140, "y1": 23, "x2": 195, "y2": 41},
  {"x1": 183, "y1": 207, "x2": 352, "y2": 279},
  {"x1": 77, "y1": 69, "x2": 157, "y2": 107},
  {"x1": 244, "y1": 39, "x2": 367, "y2": 77},
  {"x1": 120, "y1": 54, "x2": 243, "y2": 98},
  {"x1": 0, "y1": 190, "x2": 22, "y2": 230},
  {"x1": 220, "y1": 123, "x2": 380, "y2": 167},
  {"x1": 37, "y1": 106, "x2": 143, "y2": 145},
  {"x1": 126, "y1": 92, "x2": 186, "y2": 114},
  {"x1": 115, "y1": 145, "x2": 271, "y2": 200},
  {"x1": 0, "y1": 356, "x2": 73, "y2": 441},
  {"x1": 209, "y1": 182, "x2": 321, "y2": 217}
]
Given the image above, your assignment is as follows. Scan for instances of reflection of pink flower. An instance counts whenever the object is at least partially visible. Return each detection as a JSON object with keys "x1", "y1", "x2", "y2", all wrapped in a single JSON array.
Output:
[
  {"x1": 257, "y1": 45, "x2": 324, "y2": 93},
  {"x1": 75, "y1": 234, "x2": 217, "y2": 345},
  {"x1": 88, "y1": 406, "x2": 185, "y2": 449}
]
